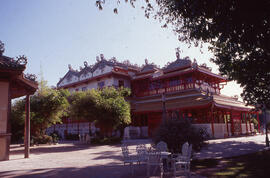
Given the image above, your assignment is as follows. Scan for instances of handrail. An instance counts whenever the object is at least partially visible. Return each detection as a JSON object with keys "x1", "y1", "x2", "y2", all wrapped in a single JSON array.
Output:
[{"x1": 135, "y1": 82, "x2": 220, "y2": 97}]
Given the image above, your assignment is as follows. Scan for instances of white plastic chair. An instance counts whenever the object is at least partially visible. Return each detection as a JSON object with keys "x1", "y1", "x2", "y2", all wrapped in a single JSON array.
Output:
[
  {"x1": 136, "y1": 144, "x2": 148, "y2": 164},
  {"x1": 156, "y1": 141, "x2": 168, "y2": 152},
  {"x1": 147, "y1": 149, "x2": 163, "y2": 177},
  {"x1": 172, "y1": 143, "x2": 192, "y2": 177},
  {"x1": 121, "y1": 144, "x2": 139, "y2": 175}
]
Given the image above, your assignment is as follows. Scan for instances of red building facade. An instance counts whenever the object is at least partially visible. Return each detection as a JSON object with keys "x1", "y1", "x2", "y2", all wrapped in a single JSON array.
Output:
[
  {"x1": 55, "y1": 54, "x2": 259, "y2": 139},
  {"x1": 130, "y1": 55, "x2": 259, "y2": 138}
]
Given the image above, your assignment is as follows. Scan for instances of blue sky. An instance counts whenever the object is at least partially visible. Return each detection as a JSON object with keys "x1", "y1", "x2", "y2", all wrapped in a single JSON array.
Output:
[{"x1": 0, "y1": 0, "x2": 241, "y2": 97}]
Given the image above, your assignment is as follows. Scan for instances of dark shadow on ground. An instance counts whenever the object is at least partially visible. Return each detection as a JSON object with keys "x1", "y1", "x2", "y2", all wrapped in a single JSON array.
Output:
[
  {"x1": 91, "y1": 150, "x2": 123, "y2": 161},
  {"x1": 9, "y1": 141, "x2": 123, "y2": 155},
  {"x1": 192, "y1": 149, "x2": 270, "y2": 178},
  {"x1": 0, "y1": 163, "x2": 172, "y2": 178}
]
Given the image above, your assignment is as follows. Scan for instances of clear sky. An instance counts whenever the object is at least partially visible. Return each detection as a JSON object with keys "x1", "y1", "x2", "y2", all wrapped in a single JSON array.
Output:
[{"x1": 0, "y1": 0, "x2": 242, "y2": 97}]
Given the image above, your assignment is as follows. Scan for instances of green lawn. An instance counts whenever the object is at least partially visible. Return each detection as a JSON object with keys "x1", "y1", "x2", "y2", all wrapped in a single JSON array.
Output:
[{"x1": 191, "y1": 150, "x2": 270, "y2": 178}]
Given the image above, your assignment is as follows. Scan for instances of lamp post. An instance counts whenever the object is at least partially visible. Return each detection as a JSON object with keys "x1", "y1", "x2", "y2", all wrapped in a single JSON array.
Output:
[{"x1": 162, "y1": 93, "x2": 167, "y2": 121}]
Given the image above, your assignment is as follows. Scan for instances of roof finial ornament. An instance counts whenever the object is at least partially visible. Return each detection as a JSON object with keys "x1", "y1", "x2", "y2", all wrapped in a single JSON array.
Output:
[
  {"x1": 16, "y1": 55, "x2": 27, "y2": 66},
  {"x1": 192, "y1": 58, "x2": 198, "y2": 68},
  {"x1": 68, "y1": 64, "x2": 72, "y2": 70},
  {"x1": 0, "y1": 40, "x2": 4, "y2": 56},
  {"x1": 111, "y1": 57, "x2": 116, "y2": 63},
  {"x1": 100, "y1": 54, "x2": 104, "y2": 60},
  {"x1": 176, "y1": 51, "x2": 180, "y2": 60},
  {"x1": 175, "y1": 47, "x2": 180, "y2": 60},
  {"x1": 84, "y1": 61, "x2": 88, "y2": 67},
  {"x1": 96, "y1": 56, "x2": 100, "y2": 62},
  {"x1": 145, "y1": 58, "x2": 148, "y2": 65}
]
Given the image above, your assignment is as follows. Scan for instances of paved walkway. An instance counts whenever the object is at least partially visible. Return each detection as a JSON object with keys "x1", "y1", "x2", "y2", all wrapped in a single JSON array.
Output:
[
  {"x1": 194, "y1": 134, "x2": 269, "y2": 159},
  {"x1": 0, "y1": 135, "x2": 269, "y2": 178}
]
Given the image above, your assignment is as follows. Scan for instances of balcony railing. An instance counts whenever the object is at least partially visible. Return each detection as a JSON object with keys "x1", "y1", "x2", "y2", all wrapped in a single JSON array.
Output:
[{"x1": 135, "y1": 82, "x2": 220, "y2": 97}]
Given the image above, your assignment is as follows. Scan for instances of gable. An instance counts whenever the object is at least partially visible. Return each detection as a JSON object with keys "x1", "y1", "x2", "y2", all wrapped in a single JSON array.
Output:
[{"x1": 57, "y1": 70, "x2": 79, "y2": 87}]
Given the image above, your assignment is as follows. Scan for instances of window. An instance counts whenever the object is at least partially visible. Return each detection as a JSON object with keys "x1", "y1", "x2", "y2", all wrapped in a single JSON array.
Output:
[
  {"x1": 169, "y1": 78, "x2": 180, "y2": 87},
  {"x1": 98, "y1": 81, "x2": 105, "y2": 89},
  {"x1": 118, "y1": 80, "x2": 124, "y2": 88},
  {"x1": 82, "y1": 87, "x2": 87, "y2": 91}
]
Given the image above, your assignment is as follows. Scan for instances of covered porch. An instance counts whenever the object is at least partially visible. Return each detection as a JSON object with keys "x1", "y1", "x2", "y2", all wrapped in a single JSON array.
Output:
[
  {"x1": 0, "y1": 52, "x2": 37, "y2": 161},
  {"x1": 130, "y1": 92, "x2": 259, "y2": 139}
]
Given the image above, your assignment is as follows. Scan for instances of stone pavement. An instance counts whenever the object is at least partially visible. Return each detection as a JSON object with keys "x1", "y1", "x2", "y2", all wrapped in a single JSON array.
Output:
[
  {"x1": 0, "y1": 135, "x2": 269, "y2": 178},
  {"x1": 194, "y1": 134, "x2": 270, "y2": 159}
]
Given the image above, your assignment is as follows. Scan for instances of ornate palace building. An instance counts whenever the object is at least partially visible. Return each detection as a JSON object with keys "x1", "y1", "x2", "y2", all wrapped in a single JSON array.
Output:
[{"x1": 51, "y1": 53, "x2": 259, "y2": 139}]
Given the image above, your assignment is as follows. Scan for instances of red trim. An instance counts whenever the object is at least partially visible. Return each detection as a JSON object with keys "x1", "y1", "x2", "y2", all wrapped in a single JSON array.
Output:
[
  {"x1": 196, "y1": 68, "x2": 227, "y2": 82},
  {"x1": 151, "y1": 68, "x2": 193, "y2": 81},
  {"x1": 214, "y1": 102, "x2": 251, "y2": 112},
  {"x1": 136, "y1": 69, "x2": 157, "y2": 76},
  {"x1": 133, "y1": 102, "x2": 212, "y2": 114}
]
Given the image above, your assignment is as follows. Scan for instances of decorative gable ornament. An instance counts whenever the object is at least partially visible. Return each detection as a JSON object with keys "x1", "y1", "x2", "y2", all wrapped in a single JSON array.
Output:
[
  {"x1": 100, "y1": 54, "x2": 104, "y2": 60},
  {"x1": 68, "y1": 64, "x2": 72, "y2": 70},
  {"x1": 16, "y1": 55, "x2": 27, "y2": 66},
  {"x1": 176, "y1": 51, "x2": 180, "y2": 60},
  {"x1": 0, "y1": 41, "x2": 4, "y2": 56}
]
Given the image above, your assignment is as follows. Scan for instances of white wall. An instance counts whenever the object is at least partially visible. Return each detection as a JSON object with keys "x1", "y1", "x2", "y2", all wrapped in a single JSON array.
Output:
[
  {"x1": 93, "y1": 66, "x2": 113, "y2": 77},
  {"x1": 79, "y1": 72, "x2": 92, "y2": 81}
]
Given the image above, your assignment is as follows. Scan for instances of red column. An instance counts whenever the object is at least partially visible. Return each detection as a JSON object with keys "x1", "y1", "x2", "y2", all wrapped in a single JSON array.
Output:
[
  {"x1": 257, "y1": 112, "x2": 261, "y2": 133},
  {"x1": 248, "y1": 113, "x2": 252, "y2": 133},
  {"x1": 24, "y1": 95, "x2": 30, "y2": 158},
  {"x1": 211, "y1": 105, "x2": 215, "y2": 138},
  {"x1": 225, "y1": 112, "x2": 229, "y2": 137},
  {"x1": 230, "y1": 111, "x2": 234, "y2": 136},
  {"x1": 245, "y1": 112, "x2": 248, "y2": 135},
  {"x1": 240, "y1": 112, "x2": 243, "y2": 135}
]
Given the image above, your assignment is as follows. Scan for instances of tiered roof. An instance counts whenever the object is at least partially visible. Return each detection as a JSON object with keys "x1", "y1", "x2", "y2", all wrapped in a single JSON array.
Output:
[
  {"x1": 0, "y1": 55, "x2": 26, "y2": 71},
  {"x1": 0, "y1": 49, "x2": 38, "y2": 98},
  {"x1": 57, "y1": 53, "x2": 227, "y2": 87},
  {"x1": 57, "y1": 55, "x2": 140, "y2": 87}
]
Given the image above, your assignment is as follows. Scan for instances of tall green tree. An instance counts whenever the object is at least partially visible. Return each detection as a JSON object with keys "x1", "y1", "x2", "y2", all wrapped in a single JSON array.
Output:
[
  {"x1": 30, "y1": 88, "x2": 70, "y2": 136},
  {"x1": 69, "y1": 87, "x2": 131, "y2": 135},
  {"x1": 98, "y1": 0, "x2": 270, "y2": 108},
  {"x1": 11, "y1": 81, "x2": 70, "y2": 141}
]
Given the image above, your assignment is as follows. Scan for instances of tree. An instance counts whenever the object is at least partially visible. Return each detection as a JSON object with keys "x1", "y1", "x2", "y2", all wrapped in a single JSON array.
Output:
[
  {"x1": 98, "y1": 0, "x2": 270, "y2": 108},
  {"x1": 11, "y1": 99, "x2": 25, "y2": 143},
  {"x1": 30, "y1": 88, "x2": 70, "y2": 136},
  {"x1": 69, "y1": 87, "x2": 131, "y2": 136},
  {"x1": 11, "y1": 81, "x2": 70, "y2": 141}
]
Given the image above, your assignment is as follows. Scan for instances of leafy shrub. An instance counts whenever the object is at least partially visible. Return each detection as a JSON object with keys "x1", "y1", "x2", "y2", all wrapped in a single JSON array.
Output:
[
  {"x1": 32, "y1": 135, "x2": 53, "y2": 145},
  {"x1": 65, "y1": 133, "x2": 79, "y2": 140},
  {"x1": 153, "y1": 119, "x2": 209, "y2": 153},
  {"x1": 91, "y1": 137, "x2": 121, "y2": 145},
  {"x1": 49, "y1": 131, "x2": 61, "y2": 143}
]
